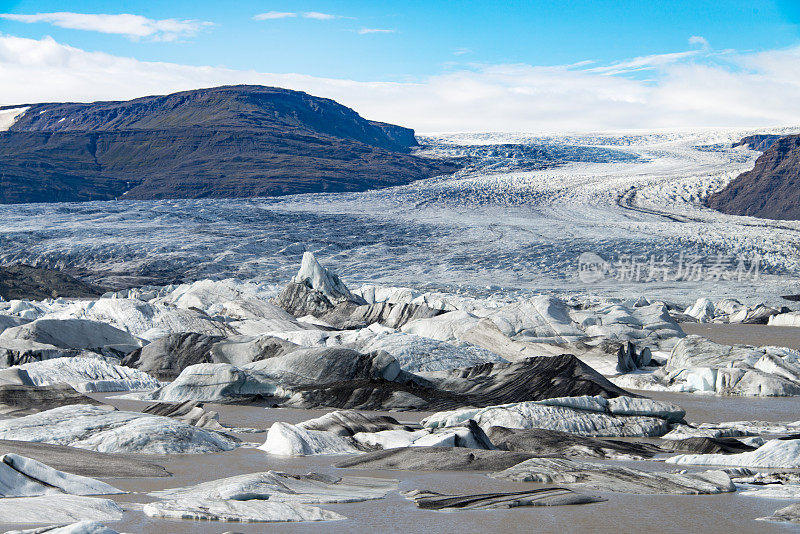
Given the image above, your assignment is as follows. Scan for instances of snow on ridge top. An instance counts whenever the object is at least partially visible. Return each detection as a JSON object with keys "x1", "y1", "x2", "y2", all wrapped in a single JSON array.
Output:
[{"x1": 0, "y1": 107, "x2": 29, "y2": 131}]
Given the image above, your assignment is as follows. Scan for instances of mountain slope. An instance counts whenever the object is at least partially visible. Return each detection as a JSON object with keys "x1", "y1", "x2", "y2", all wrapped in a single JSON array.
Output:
[
  {"x1": 707, "y1": 134, "x2": 800, "y2": 220},
  {"x1": 0, "y1": 85, "x2": 457, "y2": 204},
  {"x1": 0, "y1": 265, "x2": 106, "y2": 300}
]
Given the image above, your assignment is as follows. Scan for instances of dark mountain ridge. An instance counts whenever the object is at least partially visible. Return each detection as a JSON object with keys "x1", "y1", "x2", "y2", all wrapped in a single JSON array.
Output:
[
  {"x1": 707, "y1": 134, "x2": 800, "y2": 220},
  {"x1": 0, "y1": 85, "x2": 457, "y2": 204}
]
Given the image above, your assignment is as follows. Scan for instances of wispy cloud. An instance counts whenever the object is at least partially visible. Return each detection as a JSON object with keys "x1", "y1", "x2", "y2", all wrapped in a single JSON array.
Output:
[
  {"x1": 302, "y1": 12, "x2": 340, "y2": 20},
  {"x1": 567, "y1": 59, "x2": 595, "y2": 68},
  {"x1": 0, "y1": 12, "x2": 212, "y2": 41},
  {"x1": 689, "y1": 35, "x2": 710, "y2": 49},
  {"x1": 358, "y1": 28, "x2": 395, "y2": 35},
  {"x1": 587, "y1": 37, "x2": 714, "y2": 77},
  {"x1": 253, "y1": 11, "x2": 297, "y2": 20},
  {"x1": 253, "y1": 11, "x2": 341, "y2": 21},
  {"x1": 453, "y1": 48, "x2": 471, "y2": 56},
  {"x1": 588, "y1": 50, "x2": 701, "y2": 75},
  {"x1": 3, "y1": 34, "x2": 800, "y2": 132}
]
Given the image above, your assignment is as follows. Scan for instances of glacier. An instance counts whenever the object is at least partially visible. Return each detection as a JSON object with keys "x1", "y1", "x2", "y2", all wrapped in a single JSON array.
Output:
[
  {"x1": 1, "y1": 128, "x2": 800, "y2": 306},
  {"x1": 3, "y1": 127, "x2": 800, "y2": 532}
]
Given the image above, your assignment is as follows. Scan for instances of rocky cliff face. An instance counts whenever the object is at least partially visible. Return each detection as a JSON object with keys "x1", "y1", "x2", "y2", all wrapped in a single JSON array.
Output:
[
  {"x1": 707, "y1": 134, "x2": 800, "y2": 220},
  {"x1": 732, "y1": 134, "x2": 783, "y2": 152},
  {"x1": 0, "y1": 85, "x2": 456, "y2": 204}
]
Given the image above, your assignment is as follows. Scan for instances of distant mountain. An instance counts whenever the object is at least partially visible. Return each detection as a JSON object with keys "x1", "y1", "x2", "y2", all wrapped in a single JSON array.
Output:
[
  {"x1": 708, "y1": 134, "x2": 800, "y2": 220},
  {"x1": 0, "y1": 85, "x2": 457, "y2": 204}
]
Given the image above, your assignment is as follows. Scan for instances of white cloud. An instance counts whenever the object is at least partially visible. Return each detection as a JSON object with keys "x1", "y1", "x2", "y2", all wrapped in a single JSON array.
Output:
[
  {"x1": 253, "y1": 12, "x2": 297, "y2": 20},
  {"x1": 453, "y1": 47, "x2": 471, "y2": 56},
  {"x1": 0, "y1": 12, "x2": 212, "y2": 41},
  {"x1": 302, "y1": 12, "x2": 339, "y2": 20},
  {"x1": 253, "y1": 11, "x2": 341, "y2": 21},
  {"x1": 358, "y1": 28, "x2": 395, "y2": 35},
  {"x1": 588, "y1": 50, "x2": 701, "y2": 75},
  {"x1": 2, "y1": 34, "x2": 800, "y2": 133},
  {"x1": 689, "y1": 35, "x2": 710, "y2": 49}
]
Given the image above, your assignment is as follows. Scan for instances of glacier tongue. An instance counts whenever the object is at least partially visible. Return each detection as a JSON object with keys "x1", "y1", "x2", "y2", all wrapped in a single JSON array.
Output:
[
  {"x1": 142, "y1": 499, "x2": 345, "y2": 522},
  {"x1": 0, "y1": 404, "x2": 239, "y2": 454},
  {"x1": 12, "y1": 356, "x2": 161, "y2": 392},
  {"x1": 0, "y1": 453, "x2": 123, "y2": 497},
  {"x1": 1, "y1": 128, "x2": 799, "y2": 304},
  {"x1": 0, "y1": 494, "x2": 124, "y2": 524},
  {"x1": 666, "y1": 438, "x2": 800, "y2": 468},
  {"x1": 4, "y1": 521, "x2": 120, "y2": 534},
  {"x1": 421, "y1": 396, "x2": 680, "y2": 437}
]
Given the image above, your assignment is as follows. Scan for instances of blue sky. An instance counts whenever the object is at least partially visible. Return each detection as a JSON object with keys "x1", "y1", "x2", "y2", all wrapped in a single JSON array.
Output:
[
  {"x1": 1, "y1": 1, "x2": 800, "y2": 131},
  {"x1": 2, "y1": 0, "x2": 799, "y2": 80}
]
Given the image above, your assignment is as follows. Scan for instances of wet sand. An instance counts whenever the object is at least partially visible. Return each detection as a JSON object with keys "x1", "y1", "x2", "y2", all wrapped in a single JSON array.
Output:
[{"x1": 1, "y1": 393, "x2": 797, "y2": 534}]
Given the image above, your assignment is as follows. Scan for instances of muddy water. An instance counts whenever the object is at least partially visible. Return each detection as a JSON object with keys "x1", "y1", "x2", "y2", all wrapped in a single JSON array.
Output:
[
  {"x1": 99, "y1": 455, "x2": 800, "y2": 534},
  {"x1": 0, "y1": 392, "x2": 796, "y2": 534},
  {"x1": 682, "y1": 322, "x2": 800, "y2": 350},
  {"x1": 4, "y1": 442, "x2": 795, "y2": 534},
  {"x1": 8, "y1": 320, "x2": 800, "y2": 534},
  {"x1": 637, "y1": 390, "x2": 800, "y2": 424}
]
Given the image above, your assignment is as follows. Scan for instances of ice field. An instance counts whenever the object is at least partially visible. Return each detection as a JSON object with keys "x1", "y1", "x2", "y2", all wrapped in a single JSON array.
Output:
[{"x1": 2, "y1": 127, "x2": 799, "y2": 306}]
